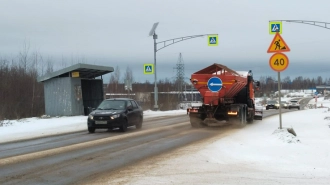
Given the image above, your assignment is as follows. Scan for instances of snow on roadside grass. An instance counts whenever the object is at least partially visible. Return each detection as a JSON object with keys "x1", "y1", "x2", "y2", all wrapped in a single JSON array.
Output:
[
  {"x1": 0, "y1": 110, "x2": 187, "y2": 143},
  {"x1": 143, "y1": 109, "x2": 187, "y2": 118},
  {"x1": 106, "y1": 105, "x2": 330, "y2": 185},
  {"x1": 272, "y1": 129, "x2": 300, "y2": 143}
]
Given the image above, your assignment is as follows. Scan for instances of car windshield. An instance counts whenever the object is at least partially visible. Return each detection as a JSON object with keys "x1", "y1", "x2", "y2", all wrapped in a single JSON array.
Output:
[
  {"x1": 97, "y1": 100, "x2": 126, "y2": 110},
  {"x1": 268, "y1": 101, "x2": 277, "y2": 104},
  {"x1": 281, "y1": 101, "x2": 286, "y2": 103},
  {"x1": 291, "y1": 100, "x2": 298, "y2": 103}
]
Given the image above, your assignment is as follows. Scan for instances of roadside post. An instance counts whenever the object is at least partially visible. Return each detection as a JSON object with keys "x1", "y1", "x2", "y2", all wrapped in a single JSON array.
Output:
[
  {"x1": 267, "y1": 22, "x2": 290, "y2": 129},
  {"x1": 315, "y1": 96, "x2": 318, "y2": 109}
]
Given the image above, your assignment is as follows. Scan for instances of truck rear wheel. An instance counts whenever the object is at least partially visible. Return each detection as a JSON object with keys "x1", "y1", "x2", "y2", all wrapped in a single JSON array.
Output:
[
  {"x1": 247, "y1": 111, "x2": 254, "y2": 123},
  {"x1": 247, "y1": 117, "x2": 254, "y2": 123}
]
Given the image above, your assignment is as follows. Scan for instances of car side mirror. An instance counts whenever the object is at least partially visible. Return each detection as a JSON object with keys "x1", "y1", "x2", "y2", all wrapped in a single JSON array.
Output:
[
  {"x1": 127, "y1": 105, "x2": 133, "y2": 111},
  {"x1": 255, "y1": 81, "x2": 260, "y2": 87}
]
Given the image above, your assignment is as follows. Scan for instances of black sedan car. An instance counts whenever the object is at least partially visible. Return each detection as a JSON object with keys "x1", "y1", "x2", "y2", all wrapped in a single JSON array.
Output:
[
  {"x1": 87, "y1": 98, "x2": 143, "y2": 133},
  {"x1": 266, "y1": 100, "x2": 279, "y2": 110}
]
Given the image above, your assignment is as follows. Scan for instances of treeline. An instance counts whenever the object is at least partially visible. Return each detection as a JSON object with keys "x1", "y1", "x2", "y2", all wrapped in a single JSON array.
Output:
[
  {"x1": 1, "y1": 48, "x2": 330, "y2": 120},
  {"x1": 0, "y1": 56, "x2": 185, "y2": 120},
  {"x1": 107, "y1": 65, "x2": 182, "y2": 93},
  {"x1": 0, "y1": 55, "x2": 49, "y2": 120},
  {"x1": 256, "y1": 75, "x2": 329, "y2": 96}
]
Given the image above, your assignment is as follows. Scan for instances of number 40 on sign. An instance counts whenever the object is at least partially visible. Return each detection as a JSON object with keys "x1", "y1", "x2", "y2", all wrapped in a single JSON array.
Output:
[{"x1": 269, "y1": 53, "x2": 289, "y2": 72}]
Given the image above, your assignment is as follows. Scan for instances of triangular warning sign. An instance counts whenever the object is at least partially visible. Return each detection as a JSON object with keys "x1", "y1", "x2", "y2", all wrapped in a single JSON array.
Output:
[{"x1": 267, "y1": 32, "x2": 290, "y2": 53}]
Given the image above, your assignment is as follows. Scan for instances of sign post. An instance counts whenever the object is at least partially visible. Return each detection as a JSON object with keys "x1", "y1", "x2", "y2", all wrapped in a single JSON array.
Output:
[
  {"x1": 269, "y1": 53, "x2": 289, "y2": 129},
  {"x1": 267, "y1": 25, "x2": 290, "y2": 129}
]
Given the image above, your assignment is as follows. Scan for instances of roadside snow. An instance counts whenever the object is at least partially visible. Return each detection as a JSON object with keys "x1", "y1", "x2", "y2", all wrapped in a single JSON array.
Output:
[
  {"x1": 0, "y1": 109, "x2": 187, "y2": 143},
  {"x1": 272, "y1": 128, "x2": 300, "y2": 143},
  {"x1": 2, "y1": 97, "x2": 330, "y2": 184},
  {"x1": 93, "y1": 98, "x2": 330, "y2": 185}
]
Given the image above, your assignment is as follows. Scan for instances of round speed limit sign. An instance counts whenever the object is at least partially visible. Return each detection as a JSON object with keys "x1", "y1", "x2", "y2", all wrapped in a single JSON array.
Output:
[{"x1": 269, "y1": 53, "x2": 289, "y2": 72}]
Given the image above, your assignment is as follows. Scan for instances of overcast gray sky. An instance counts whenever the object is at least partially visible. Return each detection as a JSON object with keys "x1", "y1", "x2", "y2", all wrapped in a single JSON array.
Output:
[{"x1": 1, "y1": 0, "x2": 330, "y2": 83}]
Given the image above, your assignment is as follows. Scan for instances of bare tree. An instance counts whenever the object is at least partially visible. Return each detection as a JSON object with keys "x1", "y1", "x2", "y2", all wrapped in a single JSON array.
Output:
[
  {"x1": 317, "y1": 76, "x2": 323, "y2": 85},
  {"x1": 123, "y1": 66, "x2": 134, "y2": 97},
  {"x1": 108, "y1": 66, "x2": 121, "y2": 94},
  {"x1": 61, "y1": 55, "x2": 67, "y2": 68},
  {"x1": 45, "y1": 57, "x2": 54, "y2": 74},
  {"x1": 18, "y1": 40, "x2": 30, "y2": 72}
]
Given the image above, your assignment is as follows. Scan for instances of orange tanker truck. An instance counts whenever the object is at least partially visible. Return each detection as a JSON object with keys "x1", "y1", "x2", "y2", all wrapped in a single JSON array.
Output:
[{"x1": 187, "y1": 63, "x2": 262, "y2": 127}]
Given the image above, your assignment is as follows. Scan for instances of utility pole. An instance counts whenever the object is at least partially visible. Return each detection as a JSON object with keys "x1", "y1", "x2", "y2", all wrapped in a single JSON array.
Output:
[
  {"x1": 149, "y1": 22, "x2": 159, "y2": 111},
  {"x1": 153, "y1": 32, "x2": 158, "y2": 110}
]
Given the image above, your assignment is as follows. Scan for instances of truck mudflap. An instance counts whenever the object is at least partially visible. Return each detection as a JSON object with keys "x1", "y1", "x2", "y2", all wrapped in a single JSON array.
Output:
[
  {"x1": 202, "y1": 104, "x2": 248, "y2": 127},
  {"x1": 228, "y1": 104, "x2": 247, "y2": 125},
  {"x1": 189, "y1": 104, "x2": 257, "y2": 127}
]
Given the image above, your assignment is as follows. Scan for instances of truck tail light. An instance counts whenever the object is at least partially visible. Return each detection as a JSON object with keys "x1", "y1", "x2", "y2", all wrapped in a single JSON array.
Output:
[{"x1": 228, "y1": 111, "x2": 238, "y2": 115}]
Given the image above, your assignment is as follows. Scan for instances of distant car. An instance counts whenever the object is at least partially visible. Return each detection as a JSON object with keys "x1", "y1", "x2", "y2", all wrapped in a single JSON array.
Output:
[
  {"x1": 266, "y1": 100, "x2": 279, "y2": 110},
  {"x1": 87, "y1": 98, "x2": 143, "y2": 133},
  {"x1": 281, "y1": 101, "x2": 288, "y2": 109},
  {"x1": 288, "y1": 100, "x2": 300, "y2": 110}
]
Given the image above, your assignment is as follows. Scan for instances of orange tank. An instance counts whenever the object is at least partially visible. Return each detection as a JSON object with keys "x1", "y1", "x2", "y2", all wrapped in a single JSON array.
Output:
[{"x1": 190, "y1": 63, "x2": 248, "y2": 105}]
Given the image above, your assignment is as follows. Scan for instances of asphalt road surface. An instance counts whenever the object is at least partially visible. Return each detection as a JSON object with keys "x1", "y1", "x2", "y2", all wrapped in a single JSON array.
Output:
[{"x1": 0, "y1": 98, "x2": 310, "y2": 185}]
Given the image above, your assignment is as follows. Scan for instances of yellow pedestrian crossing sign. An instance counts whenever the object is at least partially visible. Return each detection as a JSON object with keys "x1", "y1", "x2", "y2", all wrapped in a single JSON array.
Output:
[
  {"x1": 208, "y1": 35, "x2": 218, "y2": 46},
  {"x1": 144, "y1": 64, "x2": 154, "y2": 74}
]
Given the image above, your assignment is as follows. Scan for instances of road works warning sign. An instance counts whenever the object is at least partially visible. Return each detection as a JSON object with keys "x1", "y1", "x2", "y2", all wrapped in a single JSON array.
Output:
[{"x1": 267, "y1": 32, "x2": 290, "y2": 53}]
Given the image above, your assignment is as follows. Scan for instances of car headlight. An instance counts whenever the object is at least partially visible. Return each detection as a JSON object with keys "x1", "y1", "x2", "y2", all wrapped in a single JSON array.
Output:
[
  {"x1": 88, "y1": 114, "x2": 94, "y2": 120},
  {"x1": 111, "y1": 114, "x2": 120, "y2": 119}
]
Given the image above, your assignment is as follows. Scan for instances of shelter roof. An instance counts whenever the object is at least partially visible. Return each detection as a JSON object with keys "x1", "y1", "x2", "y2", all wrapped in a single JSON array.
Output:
[{"x1": 37, "y1": 63, "x2": 114, "y2": 82}]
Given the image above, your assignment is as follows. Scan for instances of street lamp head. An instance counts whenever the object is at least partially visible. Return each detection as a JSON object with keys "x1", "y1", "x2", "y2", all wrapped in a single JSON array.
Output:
[{"x1": 149, "y1": 22, "x2": 159, "y2": 36}]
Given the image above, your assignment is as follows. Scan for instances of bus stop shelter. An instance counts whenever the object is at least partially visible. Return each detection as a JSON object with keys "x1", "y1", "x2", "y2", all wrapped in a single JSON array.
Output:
[{"x1": 37, "y1": 63, "x2": 114, "y2": 116}]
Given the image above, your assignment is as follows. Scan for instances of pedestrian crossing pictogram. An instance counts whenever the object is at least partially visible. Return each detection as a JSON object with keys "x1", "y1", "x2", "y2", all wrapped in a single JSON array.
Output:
[
  {"x1": 269, "y1": 21, "x2": 282, "y2": 34},
  {"x1": 272, "y1": 24, "x2": 279, "y2": 32},
  {"x1": 208, "y1": 35, "x2": 218, "y2": 46},
  {"x1": 143, "y1": 64, "x2": 154, "y2": 74},
  {"x1": 146, "y1": 66, "x2": 152, "y2": 72}
]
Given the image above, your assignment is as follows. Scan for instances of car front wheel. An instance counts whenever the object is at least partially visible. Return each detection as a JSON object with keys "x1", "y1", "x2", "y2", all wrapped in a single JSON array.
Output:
[
  {"x1": 88, "y1": 127, "x2": 95, "y2": 133},
  {"x1": 120, "y1": 120, "x2": 128, "y2": 132},
  {"x1": 135, "y1": 117, "x2": 143, "y2": 129}
]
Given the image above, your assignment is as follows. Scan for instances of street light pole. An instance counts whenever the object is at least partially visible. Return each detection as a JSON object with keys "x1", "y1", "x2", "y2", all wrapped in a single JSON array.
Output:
[
  {"x1": 153, "y1": 32, "x2": 158, "y2": 110},
  {"x1": 148, "y1": 22, "x2": 218, "y2": 111}
]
